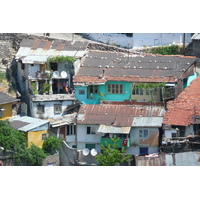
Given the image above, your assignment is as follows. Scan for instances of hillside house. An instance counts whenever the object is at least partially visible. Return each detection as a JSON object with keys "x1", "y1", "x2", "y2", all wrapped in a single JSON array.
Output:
[
  {"x1": 162, "y1": 75, "x2": 200, "y2": 152},
  {"x1": 66, "y1": 104, "x2": 165, "y2": 156},
  {"x1": 15, "y1": 38, "x2": 89, "y2": 119},
  {"x1": 73, "y1": 51, "x2": 198, "y2": 105},
  {"x1": 9, "y1": 115, "x2": 49, "y2": 148},
  {"x1": 0, "y1": 92, "x2": 19, "y2": 120}
]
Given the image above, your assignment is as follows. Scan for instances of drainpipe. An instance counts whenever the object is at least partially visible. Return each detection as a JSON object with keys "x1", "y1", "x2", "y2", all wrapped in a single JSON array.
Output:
[{"x1": 57, "y1": 127, "x2": 60, "y2": 138}]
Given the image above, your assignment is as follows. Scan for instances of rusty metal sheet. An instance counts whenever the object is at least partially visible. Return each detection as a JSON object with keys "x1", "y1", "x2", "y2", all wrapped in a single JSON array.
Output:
[{"x1": 77, "y1": 104, "x2": 165, "y2": 127}]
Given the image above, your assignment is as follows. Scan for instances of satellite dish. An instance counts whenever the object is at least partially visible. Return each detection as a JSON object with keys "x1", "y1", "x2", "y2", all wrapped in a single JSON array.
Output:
[
  {"x1": 53, "y1": 71, "x2": 59, "y2": 78},
  {"x1": 82, "y1": 148, "x2": 89, "y2": 156},
  {"x1": 91, "y1": 148, "x2": 97, "y2": 156},
  {"x1": 61, "y1": 71, "x2": 67, "y2": 78}
]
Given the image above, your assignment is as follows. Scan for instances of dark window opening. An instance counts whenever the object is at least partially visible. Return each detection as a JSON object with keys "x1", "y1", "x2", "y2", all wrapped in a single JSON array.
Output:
[{"x1": 50, "y1": 62, "x2": 58, "y2": 71}]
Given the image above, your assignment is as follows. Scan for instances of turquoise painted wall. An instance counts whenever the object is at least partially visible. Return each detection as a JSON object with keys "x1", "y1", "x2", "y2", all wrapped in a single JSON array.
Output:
[{"x1": 75, "y1": 81, "x2": 132, "y2": 104}]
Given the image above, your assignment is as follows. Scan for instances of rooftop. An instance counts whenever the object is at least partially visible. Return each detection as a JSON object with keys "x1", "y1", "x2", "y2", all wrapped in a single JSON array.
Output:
[
  {"x1": 31, "y1": 94, "x2": 76, "y2": 102},
  {"x1": 77, "y1": 104, "x2": 165, "y2": 127},
  {"x1": 0, "y1": 92, "x2": 19, "y2": 105},
  {"x1": 9, "y1": 115, "x2": 49, "y2": 132},
  {"x1": 163, "y1": 75, "x2": 200, "y2": 126},
  {"x1": 73, "y1": 51, "x2": 197, "y2": 84},
  {"x1": 15, "y1": 38, "x2": 89, "y2": 64}
]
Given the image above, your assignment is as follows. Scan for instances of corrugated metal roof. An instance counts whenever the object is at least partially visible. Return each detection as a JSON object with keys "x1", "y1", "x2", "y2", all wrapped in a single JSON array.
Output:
[
  {"x1": 15, "y1": 39, "x2": 89, "y2": 63},
  {"x1": 132, "y1": 117, "x2": 163, "y2": 127},
  {"x1": 77, "y1": 104, "x2": 165, "y2": 127},
  {"x1": 97, "y1": 124, "x2": 131, "y2": 134},
  {"x1": 9, "y1": 116, "x2": 49, "y2": 132},
  {"x1": 135, "y1": 154, "x2": 166, "y2": 166},
  {"x1": 165, "y1": 152, "x2": 200, "y2": 166},
  {"x1": 49, "y1": 113, "x2": 76, "y2": 127}
]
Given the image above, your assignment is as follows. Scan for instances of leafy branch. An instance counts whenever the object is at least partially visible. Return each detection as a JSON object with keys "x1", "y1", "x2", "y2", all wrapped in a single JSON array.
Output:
[{"x1": 46, "y1": 55, "x2": 76, "y2": 70}]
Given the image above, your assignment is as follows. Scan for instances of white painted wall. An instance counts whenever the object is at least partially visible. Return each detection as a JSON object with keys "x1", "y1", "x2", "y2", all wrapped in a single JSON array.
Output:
[
  {"x1": 164, "y1": 129, "x2": 177, "y2": 138},
  {"x1": 76, "y1": 124, "x2": 101, "y2": 152},
  {"x1": 31, "y1": 100, "x2": 73, "y2": 119},
  {"x1": 84, "y1": 33, "x2": 192, "y2": 49}
]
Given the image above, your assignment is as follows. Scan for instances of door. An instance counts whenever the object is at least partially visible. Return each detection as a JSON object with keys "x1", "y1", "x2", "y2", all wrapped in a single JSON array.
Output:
[{"x1": 140, "y1": 147, "x2": 148, "y2": 155}]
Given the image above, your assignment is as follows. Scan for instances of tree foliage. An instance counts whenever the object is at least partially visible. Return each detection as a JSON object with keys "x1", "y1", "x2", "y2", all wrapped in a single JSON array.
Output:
[
  {"x1": 0, "y1": 120, "x2": 47, "y2": 165},
  {"x1": 42, "y1": 136, "x2": 62, "y2": 154},
  {"x1": 46, "y1": 55, "x2": 76, "y2": 69},
  {"x1": 23, "y1": 144, "x2": 47, "y2": 166},
  {"x1": 145, "y1": 45, "x2": 182, "y2": 55},
  {"x1": 95, "y1": 135, "x2": 132, "y2": 166}
]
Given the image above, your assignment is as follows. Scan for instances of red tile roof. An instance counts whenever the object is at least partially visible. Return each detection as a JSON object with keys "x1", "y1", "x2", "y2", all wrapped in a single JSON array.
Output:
[{"x1": 163, "y1": 75, "x2": 200, "y2": 126}]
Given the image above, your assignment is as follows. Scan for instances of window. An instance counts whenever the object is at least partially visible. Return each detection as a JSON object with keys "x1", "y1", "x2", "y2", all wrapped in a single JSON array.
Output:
[
  {"x1": 67, "y1": 125, "x2": 76, "y2": 135},
  {"x1": 50, "y1": 62, "x2": 58, "y2": 71},
  {"x1": 139, "y1": 130, "x2": 149, "y2": 138},
  {"x1": 54, "y1": 104, "x2": 62, "y2": 114},
  {"x1": 37, "y1": 105, "x2": 45, "y2": 114},
  {"x1": 72, "y1": 145, "x2": 77, "y2": 148},
  {"x1": 107, "y1": 84, "x2": 123, "y2": 94},
  {"x1": 132, "y1": 87, "x2": 143, "y2": 95},
  {"x1": 42, "y1": 134, "x2": 47, "y2": 141},
  {"x1": 85, "y1": 144, "x2": 96, "y2": 150},
  {"x1": 88, "y1": 85, "x2": 98, "y2": 94},
  {"x1": 140, "y1": 147, "x2": 148, "y2": 155},
  {"x1": 79, "y1": 90, "x2": 85, "y2": 95},
  {"x1": 87, "y1": 127, "x2": 96, "y2": 134}
]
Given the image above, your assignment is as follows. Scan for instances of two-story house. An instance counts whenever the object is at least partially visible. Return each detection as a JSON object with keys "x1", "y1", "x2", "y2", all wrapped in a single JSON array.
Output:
[
  {"x1": 73, "y1": 50, "x2": 198, "y2": 105},
  {"x1": 162, "y1": 75, "x2": 200, "y2": 152},
  {"x1": 66, "y1": 104, "x2": 165, "y2": 156}
]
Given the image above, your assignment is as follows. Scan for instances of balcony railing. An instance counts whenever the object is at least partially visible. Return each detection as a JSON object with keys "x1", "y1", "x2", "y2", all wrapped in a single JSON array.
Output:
[{"x1": 100, "y1": 138, "x2": 130, "y2": 148}]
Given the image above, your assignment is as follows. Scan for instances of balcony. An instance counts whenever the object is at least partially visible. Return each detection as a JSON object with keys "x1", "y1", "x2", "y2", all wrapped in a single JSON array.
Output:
[{"x1": 100, "y1": 138, "x2": 130, "y2": 148}]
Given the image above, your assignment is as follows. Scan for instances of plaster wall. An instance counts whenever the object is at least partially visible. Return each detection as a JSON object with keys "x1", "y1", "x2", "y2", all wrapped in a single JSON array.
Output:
[
  {"x1": 27, "y1": 129, "x2": 48, "y2": 148},
  {"x1": 31, "y1": 100, "x2": 73, "y2": 119},
  {"x1": 129, "y1": 127, "x2": 159, "y2": 147}
]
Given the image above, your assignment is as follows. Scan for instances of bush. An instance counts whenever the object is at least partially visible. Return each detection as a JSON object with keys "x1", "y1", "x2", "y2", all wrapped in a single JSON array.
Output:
[
  {"x1": 42, "y1": 136, "x2": 62, "y2": 154},
  {"x1": 23, "y1": 144, "x2": 47, "y2": 166}
]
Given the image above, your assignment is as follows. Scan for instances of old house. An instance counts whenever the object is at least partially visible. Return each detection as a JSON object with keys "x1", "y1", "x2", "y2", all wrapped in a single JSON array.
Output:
[
  {"x1": 73, "y1": 51, "x2": 197, "y2": 105},
  {"x1": 9, "y1": 115, "x2": 49, "y2": 148},
  {"x1": 0, "y1": 92, "x2": 19, "y2": 120},
  {"x1": 15, "y1": 38, "x2": 89, "y2": 117},
  {"x1": 162, "y1": 75, "x2": 200, "y2": 152},
  {"x1": 66, "y1": 104, "x2": 165, "y2": 156},
  {"x1": 15, "y1": 38, "x2": 89, "y2": 138}
]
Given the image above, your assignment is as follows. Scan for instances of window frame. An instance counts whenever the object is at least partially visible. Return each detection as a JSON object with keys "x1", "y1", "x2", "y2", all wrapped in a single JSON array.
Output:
[
  {"x1": 79, "y1": 90, "x2": 85, "y2": 95},
  {"x1": 107, "y1": 84, "x2": 124, "y2": 94},
  {"x1": 42, "y1": 133, "x2": 47, "y2": 141},
  {"x1": 37, "y1": 105, "x2": 45, "y2": 114},
  {"x1": 139, "y1": 129, "x2": 149, "y2": 138},
  {"x1": 54, "y1": 104, "x2": 62, "y2": 114},
  {"x1": 88, "y1": 85, "x2": 98, "y2": 94},
  {"x1": 87, "y1": 126, "x2": 96, "y2": 135}
]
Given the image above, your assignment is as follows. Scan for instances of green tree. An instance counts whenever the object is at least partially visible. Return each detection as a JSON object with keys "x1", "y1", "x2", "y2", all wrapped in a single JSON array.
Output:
[
  {"x1": 95, "y1": 135, "x2": 132, "y2": 166},
  {"x1": 23, "y1": 144, "x2": 47, "y2": 166},
  {"x1": 42, "y1": 136, "x2": 62, "y2": 154},
  {"x1": 0, "y1": 120, "x2": 47, "y2": 166}
]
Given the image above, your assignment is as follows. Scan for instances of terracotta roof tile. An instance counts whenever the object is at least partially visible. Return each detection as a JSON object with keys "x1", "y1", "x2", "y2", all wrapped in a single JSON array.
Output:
[{"x1": 163, "y1": 75, "x2": 200, "y2": 126}]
